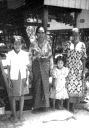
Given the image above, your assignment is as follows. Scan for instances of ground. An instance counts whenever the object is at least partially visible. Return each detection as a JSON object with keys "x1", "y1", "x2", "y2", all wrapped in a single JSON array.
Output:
[{"x1": 0, "y1": 102, "x2": 89, "y2": 128}]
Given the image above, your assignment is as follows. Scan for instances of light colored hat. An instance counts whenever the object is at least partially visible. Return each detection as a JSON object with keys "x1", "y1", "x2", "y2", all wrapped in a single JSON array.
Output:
[
  {"x1": 38, "y1": 27, "x2": 45, "y2": 32},
  {"x1": 72, "y1": 28, "x2": 79, "y2": 33},
  {"x1": 13, "y1": 35, "x2": 22, "y2": 41},
  {"x1": 55, "y1": 53, "x2": 63, "y2": 59}
]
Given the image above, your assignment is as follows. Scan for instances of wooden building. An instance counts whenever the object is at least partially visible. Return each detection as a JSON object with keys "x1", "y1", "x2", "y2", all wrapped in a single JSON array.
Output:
[
  {"x1": 0, "y1": 0, "x2": 89, "y2": 110},
  {"x1": 0, "y1": 1, "x2": 88, "y2": 46}
]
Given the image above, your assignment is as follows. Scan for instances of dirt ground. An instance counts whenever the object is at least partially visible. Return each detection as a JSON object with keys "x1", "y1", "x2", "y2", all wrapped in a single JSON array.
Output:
[{"x1": 0, "y1": 102, "x2": 89, "y2": 128}]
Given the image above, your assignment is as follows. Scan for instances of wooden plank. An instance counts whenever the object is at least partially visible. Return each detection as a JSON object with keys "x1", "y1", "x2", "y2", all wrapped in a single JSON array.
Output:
[
  {"x1": 43, "y1": 6, "x2": 48, "y2": 30},
  {"x1": 85, "y1": 0, "x2": 89, "y2": 10},
  {"x1": 44, "y1": 0, "x2": 89, "y2": 10},
  {"x1": 7, "y1": 0, "x2": 25, "y2": 9},
  {"x1": 57, "y1": 0, "x2": 64, "y2": 7},
  {"x1": 63, "y1": 0, "x2": 69, "y2": 7},
  {"x1": 80, "y1": 0, "x2": 87, "y2": 9},
  {"x1": 44, "y1": 0, "x2": 55, "y2": 6},
  {"x1": 68, "y1": 0, "x2": 76, "y2": 8},
  {"x1": 25, "y1": 22, "x2": 50, "y2": 27},
  {"x1": 75, "y1": 0, "x2": 81, "y2": 9}
]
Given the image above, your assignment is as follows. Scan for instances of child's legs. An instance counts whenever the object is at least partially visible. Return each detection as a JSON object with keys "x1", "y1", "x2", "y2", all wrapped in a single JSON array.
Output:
[
  {"x1": 66, "y1": 99, "x2": 70, "y2": 110},
  {"x1": 19, "y1": 95, "x2": 24, "y2": 119},
  {"x1": 53, "y1": 99, "x2": 56, "y2": 109},
  {"x1": 50, "y1": 98, "x2": 56, "y2": 109},
  {"x1": 10, "y1": 96, "x2": 17, "y2": 118},
  {"x1": 60, "y1": 99, "x2": 64, "y2": 108},
  {"x1": 57, "y1": 99, "x2": 64, "y2": 109},
  {"x1": 56, "y1": 99, "x2": 60, "y2": 109},
  {"x1": 8, "y1": 96, "x2": 13, "y2": 115},
  {"x1": 68, "y1": 97, "x2": 76, "y2": 112}
]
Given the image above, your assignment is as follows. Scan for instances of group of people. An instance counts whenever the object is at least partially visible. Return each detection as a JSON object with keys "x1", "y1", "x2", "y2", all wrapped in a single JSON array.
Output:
[
  {"x1": 50, "y1": 27, "x2": 87, "y2": 112},
  {"x1": 2, "y1": 26, "x2": 87, "y2": 123}
]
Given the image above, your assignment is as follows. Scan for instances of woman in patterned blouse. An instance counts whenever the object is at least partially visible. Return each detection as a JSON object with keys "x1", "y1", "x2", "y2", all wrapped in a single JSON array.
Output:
[
  {"x1": 29, "y1": 26, "x2": 53, "y2": 111},
  {"x1": 66, "y1": 28, "x2": 87, "y2": 112}
]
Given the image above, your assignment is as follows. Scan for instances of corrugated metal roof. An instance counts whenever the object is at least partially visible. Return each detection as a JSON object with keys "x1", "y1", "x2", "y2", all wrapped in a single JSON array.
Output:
[{"x1": 44, "y1": 0, "x2": 89, "y2": 10}]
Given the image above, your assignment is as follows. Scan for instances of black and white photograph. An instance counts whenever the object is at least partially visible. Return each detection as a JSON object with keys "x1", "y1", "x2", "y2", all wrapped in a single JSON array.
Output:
[{"x1": 0, "y1": 0, "x2": 89, "y2": 128}]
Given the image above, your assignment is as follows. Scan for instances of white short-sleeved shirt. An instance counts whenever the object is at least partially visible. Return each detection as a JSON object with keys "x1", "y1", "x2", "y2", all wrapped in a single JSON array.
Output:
[{"x1": 6, "y1": 49, "x2": 29, "y2": 80}]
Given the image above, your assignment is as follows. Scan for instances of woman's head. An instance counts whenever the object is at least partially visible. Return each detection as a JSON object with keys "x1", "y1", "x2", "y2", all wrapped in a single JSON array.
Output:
[
  {"x1": 56, "y1": 56, "x2": 65, "y2": 69},
  {"x1": 36, "y1": 26, "x2": 46, "y2": 34},
  {"x1": 13, "y1": 35, "x2": 23, "y2": 53},
  {"x1": 72, "y1": 28, "x2": 80, "y2": 43},
  {"x1": 36, "y1": 26, "x2": 46, "y2": 42}
]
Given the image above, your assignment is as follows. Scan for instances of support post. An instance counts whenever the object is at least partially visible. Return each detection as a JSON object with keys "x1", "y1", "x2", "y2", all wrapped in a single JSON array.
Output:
[
  {"x1": 73, "y1": 10, "x2": 81, "y2": 27},
  {"x1": 42, "y1": 5, "x2": 48, "y2": 31}
]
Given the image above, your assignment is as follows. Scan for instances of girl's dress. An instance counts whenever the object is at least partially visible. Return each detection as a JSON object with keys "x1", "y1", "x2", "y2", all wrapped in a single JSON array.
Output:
[
  {"x1": 6, "y1": 49, "x2": 29, "y2": 97},
  {"x1": 50, "y1": 66, "x2": 69, "y2": 99}
]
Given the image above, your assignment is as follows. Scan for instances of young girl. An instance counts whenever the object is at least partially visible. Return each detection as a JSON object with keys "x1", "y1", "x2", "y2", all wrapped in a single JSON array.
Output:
[
  {"x1": 50, "y1": 56, "x2": 69, "y2": 109},
  {"x1": 6, "y1": 35, "x2": 30, "y2": 122}
]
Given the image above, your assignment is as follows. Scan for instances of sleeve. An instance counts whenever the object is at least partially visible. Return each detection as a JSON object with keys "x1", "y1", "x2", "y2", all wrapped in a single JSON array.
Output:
[
  {"x1": 62, "y1": 41, "x2": 70, "y2": 53},
  {"x1": 64, "y1": 67, "x2": 69, "y2": 77},
  {"x1": 47, "y1": 42, "x2": 52, "y2": 57},
  {"x1": 29, "y1": 43, "x2": 33, "y2": 58},
  {"x1": 5, "y1": 52, "x2": 11, "y2": 66},
  {"x1": 81, "y1": 42, "x2": 87, "y2": 58},
  {"x1": 25, "y1": 52, "x2": 30, "y2": 66}
]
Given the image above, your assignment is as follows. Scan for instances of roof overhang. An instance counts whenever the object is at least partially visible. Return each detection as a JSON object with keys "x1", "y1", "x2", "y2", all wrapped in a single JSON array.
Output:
[
  {"x1": 7, "y1": 0, "x2": 25, "y2": 9},
  {"x1": 44, "y1": 0, "x2": 89, "y2": 10}
]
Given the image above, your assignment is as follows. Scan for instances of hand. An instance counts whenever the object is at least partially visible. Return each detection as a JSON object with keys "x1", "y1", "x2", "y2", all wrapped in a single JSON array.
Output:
[
  {"x1": 9, "y1": 80, "x2": 13, "y2": 88},
  {"x1": 36, "y1": 54, "x2": 41, "y2": 58}
]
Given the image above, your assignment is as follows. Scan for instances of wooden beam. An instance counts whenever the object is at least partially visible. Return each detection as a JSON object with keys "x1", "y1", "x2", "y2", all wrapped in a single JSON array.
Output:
[
  {"x1": 25, "y1": 22, "x2": 50, "y2": 27},
  {"x1": 42, "y1": 5, "x2": 48, "y2": 31}
]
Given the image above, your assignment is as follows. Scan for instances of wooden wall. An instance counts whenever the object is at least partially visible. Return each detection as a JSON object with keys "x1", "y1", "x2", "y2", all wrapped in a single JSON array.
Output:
[{"x1": 44, "y1": 0, "x2": 89, "y2": 10}]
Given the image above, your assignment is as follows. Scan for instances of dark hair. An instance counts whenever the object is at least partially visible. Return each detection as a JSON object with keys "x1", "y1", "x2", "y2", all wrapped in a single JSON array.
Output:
[
  {"x1": 11, "y1": 35, "x2": 25, "y2": 44},
  {"x1": 36, "y1": 25, "x2": 46, "y2": 35},
  {"x1": 55, "y1": 56, "x2": 65, "y2": 65}
]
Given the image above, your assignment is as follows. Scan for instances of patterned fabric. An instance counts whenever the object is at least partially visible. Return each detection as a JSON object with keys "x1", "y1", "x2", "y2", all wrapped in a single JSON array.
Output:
[
  {"x1": 66, "y1": 41, "x2": 86, "y2": 97},
  {"x1": 29, "y1": 39, "x2": 53, "y2": 72},
  {"x1": 29, "y1": 40, "x2": 52, "y2": 59},
  {"x1": 29, "y1": 39, "x2": 53, "y2": 109}
]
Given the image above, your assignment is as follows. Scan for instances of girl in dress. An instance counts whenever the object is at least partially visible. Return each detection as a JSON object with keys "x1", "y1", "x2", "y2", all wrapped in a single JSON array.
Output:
[{"x1": 50, "y1": 56, "x2": 69, "y2": 109}]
